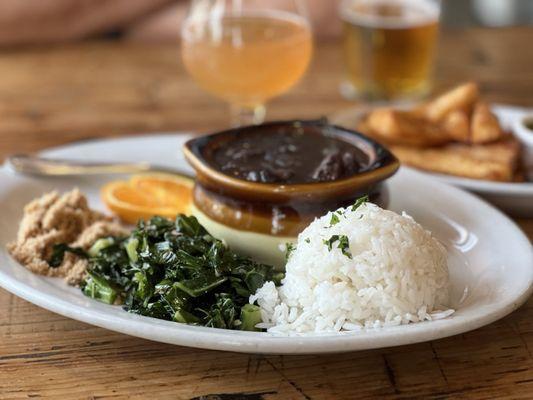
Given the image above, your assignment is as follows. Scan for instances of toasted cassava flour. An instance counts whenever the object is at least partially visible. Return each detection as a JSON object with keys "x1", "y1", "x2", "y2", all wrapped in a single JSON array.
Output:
[{"x1": 7, "y1": 189, "x2": 127, "y2": 285}]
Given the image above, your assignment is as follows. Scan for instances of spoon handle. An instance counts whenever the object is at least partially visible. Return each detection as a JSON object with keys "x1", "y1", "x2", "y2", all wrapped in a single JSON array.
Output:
[{"x1": 5, "y1": 154, "x2": 189, "y2": 177}]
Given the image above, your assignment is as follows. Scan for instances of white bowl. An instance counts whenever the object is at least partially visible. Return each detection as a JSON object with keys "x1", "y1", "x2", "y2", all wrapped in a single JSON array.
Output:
[{"x1": 513, "y1": 113, "x2": 533, "y2": 147}]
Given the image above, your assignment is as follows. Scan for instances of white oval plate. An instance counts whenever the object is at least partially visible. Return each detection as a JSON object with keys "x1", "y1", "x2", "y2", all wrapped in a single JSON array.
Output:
[
  {"x1": 0, "y1": 134, "x2": 531, "y2": 354},
  {"x1": 331, "y1": 104, "x2": 533, "y2": 216}
]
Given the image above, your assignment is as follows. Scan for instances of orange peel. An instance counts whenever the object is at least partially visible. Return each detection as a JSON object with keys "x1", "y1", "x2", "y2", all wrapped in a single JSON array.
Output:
[{"x1": 101, "y1": 173, "x2": 193, "y2": 224}]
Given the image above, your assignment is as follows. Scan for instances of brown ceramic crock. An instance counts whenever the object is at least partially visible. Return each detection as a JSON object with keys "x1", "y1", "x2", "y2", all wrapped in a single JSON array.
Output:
[{"x1": 183, "y1": 120, "x2": 399, "y2": 266}]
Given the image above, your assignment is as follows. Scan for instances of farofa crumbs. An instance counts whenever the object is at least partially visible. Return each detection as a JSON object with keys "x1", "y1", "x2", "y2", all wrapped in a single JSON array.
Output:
[{"x1": 7, "y1": 189, "x2": 128, "y2": 285}]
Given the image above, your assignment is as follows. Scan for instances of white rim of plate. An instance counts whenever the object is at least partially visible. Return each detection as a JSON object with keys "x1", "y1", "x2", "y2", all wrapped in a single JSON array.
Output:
[{"x1": 0, "y1": 134, "x2": 531, "y2": 354}]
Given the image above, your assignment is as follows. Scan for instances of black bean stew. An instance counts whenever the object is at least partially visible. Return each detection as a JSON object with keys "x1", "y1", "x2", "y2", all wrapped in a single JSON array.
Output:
[{"x1": 211, "y1": 125, "x2": 370, "y2": 184}]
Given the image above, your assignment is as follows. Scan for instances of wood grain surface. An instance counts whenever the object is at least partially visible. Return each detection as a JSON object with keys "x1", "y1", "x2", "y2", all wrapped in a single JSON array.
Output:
[{"x1": 0, "y1": 28, "x2": 532, "y2": 400}]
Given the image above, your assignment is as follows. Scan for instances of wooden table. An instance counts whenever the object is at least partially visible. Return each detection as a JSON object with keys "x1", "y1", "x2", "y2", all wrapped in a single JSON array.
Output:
[{"x1": 1, "y1": 28, "x2": 532, "y2": 399}]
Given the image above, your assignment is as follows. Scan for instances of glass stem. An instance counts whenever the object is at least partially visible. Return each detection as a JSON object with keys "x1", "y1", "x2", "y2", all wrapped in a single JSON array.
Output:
[{"x1": 230, "y1": 104, "x2": 266, "y2": 126}]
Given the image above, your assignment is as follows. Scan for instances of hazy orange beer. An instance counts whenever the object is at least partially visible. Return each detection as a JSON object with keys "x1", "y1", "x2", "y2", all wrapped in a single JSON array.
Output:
[
  {"x1": 182, "y1": 13, "x2": 311, "y2": 109},
  {"x1": 340, "y1": 0, "x2": 440, "y2": 102}
]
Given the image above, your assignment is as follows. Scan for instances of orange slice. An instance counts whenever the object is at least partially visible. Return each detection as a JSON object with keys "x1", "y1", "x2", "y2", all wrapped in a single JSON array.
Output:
[{"x1": 101, "y1": 173, "x2": 194, "y2": 224}]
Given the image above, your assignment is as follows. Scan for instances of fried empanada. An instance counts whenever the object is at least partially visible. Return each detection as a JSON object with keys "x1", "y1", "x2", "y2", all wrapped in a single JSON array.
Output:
[
  {"x1": 424, "y1": 82, "x2": 479, "y2": 122},
  {"x1": 442, "y1": 110, "x2": 470, "y2": 142},
  {"x1": 353, "y1": 82, "x2": 521, "y2": 182},
  {"x1": 363, "y1": 109, "x2": 449, "y2": 147},
  {"x1": 470, "y1": 101, "x2": 503, "y2": 144}
]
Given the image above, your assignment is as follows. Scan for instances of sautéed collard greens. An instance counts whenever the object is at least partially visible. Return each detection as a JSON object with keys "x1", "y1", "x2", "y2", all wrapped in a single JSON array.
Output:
[{"x1": 80, "y1": 215, "x2": 283, "y2": 330}]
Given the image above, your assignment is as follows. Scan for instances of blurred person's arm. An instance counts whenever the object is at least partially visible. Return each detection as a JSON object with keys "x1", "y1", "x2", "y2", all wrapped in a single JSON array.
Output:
[
  {"x1": 0, "y1": 0, "x2": 341, "y2": 46},
  {"x1": 126, "y1": 0, "x2": 341, "y2": 41},
  {"x1": 0, "y1": 0, "x2": 175, "y2": 46}
]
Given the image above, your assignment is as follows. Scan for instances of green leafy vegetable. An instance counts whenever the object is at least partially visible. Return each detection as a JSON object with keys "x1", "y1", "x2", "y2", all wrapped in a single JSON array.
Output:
[
  {"x1": 82, "y1": 270, "x2": 119, "y2": 304},
  {"x1": 175, "y1": 274, "x2": 228, "y2": 298},
  {"x1": 323, "y1": 235, "x2": 352, "y2": 259},
  {"x1": 125, "y1": 238, "x2": 139, "y2": 262},
  {"x1": 198, "y1": 294, "x2": 237, "y2": 329},
  {"x1": 285, "y1": 242, "x2": 296, "y2": 261},
  {"x1": 174, "y1": 308, "x2": 201, "y2": 324},
  {"x1": 329, "y1": 213, "x2": 340, "y2": 226},
  {"x1": 240, "y1": 303, "x2": 262, "y2": 331},
  {"x1": 88, "y1": 237, "x2": 115, "y2": 257},
  {"x1": 79, "y1": 214, "x2": 282, "y2": 330},
  {"x1": 351, "y1": 195, "x2": 369, "y2": 212},
  {"x1": 48, "y1": 244, "x2": 88, "y2": 268}
]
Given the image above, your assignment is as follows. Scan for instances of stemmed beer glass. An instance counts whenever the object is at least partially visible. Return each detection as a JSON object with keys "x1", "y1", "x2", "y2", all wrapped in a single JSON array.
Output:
[{"x1": 182, "y1": 0, "x2": 313, "y2": 126}]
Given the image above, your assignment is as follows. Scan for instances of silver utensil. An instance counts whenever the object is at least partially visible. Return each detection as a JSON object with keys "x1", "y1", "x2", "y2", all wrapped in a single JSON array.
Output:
[{"x1": 5, "y1": 154, "x2": 193, "y2": 178}]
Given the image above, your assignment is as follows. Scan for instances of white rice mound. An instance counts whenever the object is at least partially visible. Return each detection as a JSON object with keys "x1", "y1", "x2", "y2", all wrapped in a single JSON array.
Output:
[{"x1": 250, "y1": 202, "x2": 453, "y2": 334}]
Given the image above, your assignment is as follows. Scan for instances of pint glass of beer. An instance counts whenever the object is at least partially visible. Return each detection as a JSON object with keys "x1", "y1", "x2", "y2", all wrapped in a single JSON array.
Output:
[{"x1": 340, "y1": 0, "x2": 441, "y2": 102}]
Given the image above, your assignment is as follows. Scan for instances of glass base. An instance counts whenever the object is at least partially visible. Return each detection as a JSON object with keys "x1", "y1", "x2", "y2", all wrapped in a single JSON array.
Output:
[
  {"x1": 230, "y1": 104, "x2": 266, "y2": 127},
  {"x1": 339, "y1": 80, "x2": 431, "y2": 105}
]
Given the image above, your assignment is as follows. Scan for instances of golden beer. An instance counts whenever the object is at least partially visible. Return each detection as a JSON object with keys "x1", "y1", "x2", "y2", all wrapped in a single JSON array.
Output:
[{"x1": 340, "y1": 0, "x2": 440, "y2": 101}]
